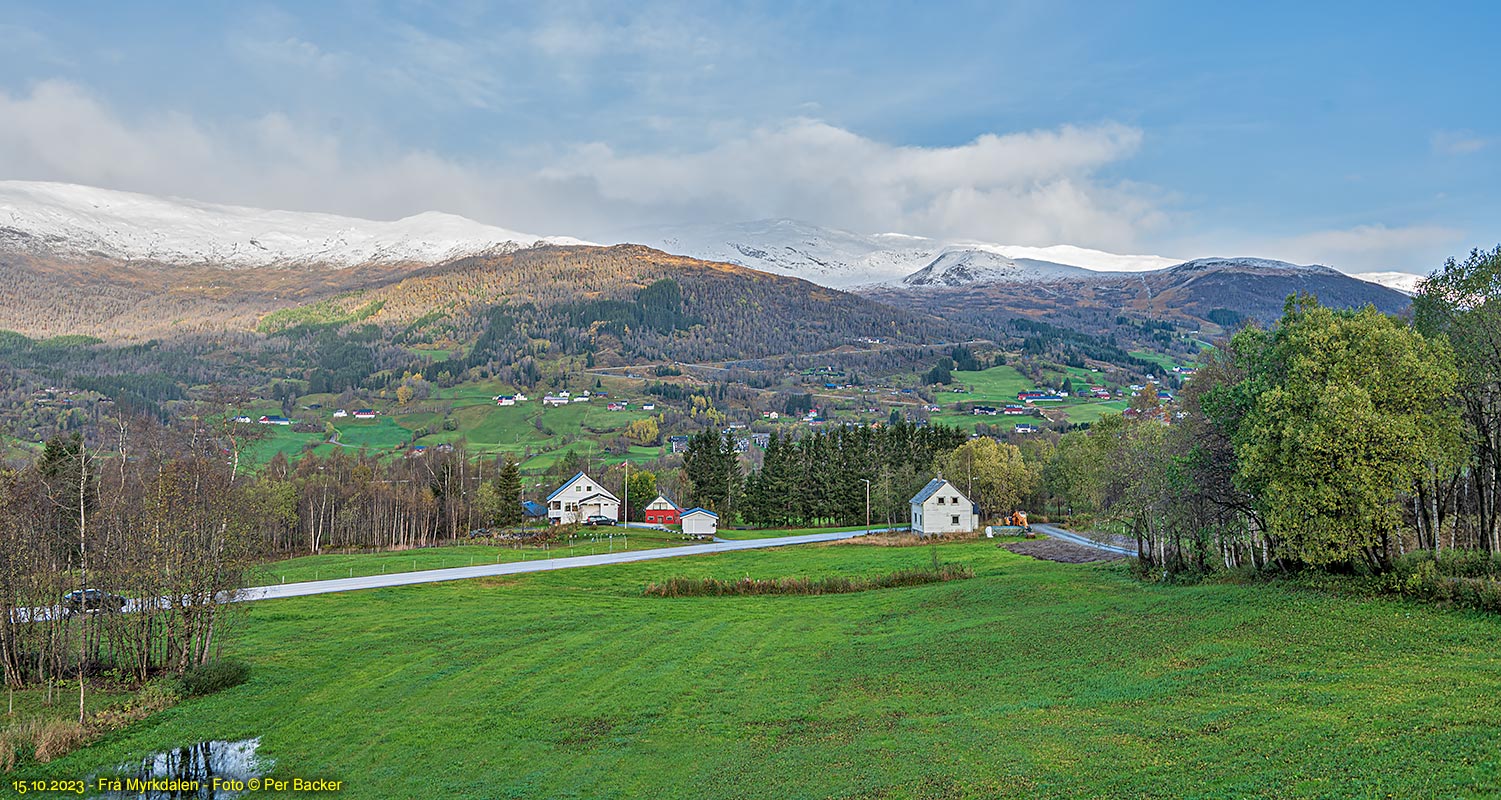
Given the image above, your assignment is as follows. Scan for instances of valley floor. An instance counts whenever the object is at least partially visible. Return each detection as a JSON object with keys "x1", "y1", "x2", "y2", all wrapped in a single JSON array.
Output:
[{"x1": 13, "y1": 541, "x2": 1501, "y2": 799}]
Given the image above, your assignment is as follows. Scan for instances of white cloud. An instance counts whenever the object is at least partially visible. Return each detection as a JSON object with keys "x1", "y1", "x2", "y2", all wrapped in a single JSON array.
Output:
[
  {"x1": 0, "y1": 81, "x2": 1170, "y2": 252},
  {"x1": 1431, "y1": 130, "x2": 1489, "y2": 156},
  {"x1": 1254, "y1": 224, "x2": 1466, "y2": 273}
]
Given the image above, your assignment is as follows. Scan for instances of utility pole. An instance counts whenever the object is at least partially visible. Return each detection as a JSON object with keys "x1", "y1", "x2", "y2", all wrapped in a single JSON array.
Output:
[
  {"x1": 861, "y1": 478, "x2": 871, "y2": 537},
  {"x1": 623, "y1": 460, "x2": 629, "y2": 528}
]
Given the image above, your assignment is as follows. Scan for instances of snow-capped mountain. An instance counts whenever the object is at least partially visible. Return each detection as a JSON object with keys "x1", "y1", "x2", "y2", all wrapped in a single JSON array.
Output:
[
  {"x1": 0, "y1": 181, "x2": 589, "y2": 269},
  {"x1": 901, "y1": 248, "x2": 1093, "y2": 287},
  {"x1": 1351, "y1": 271, "x2": 1427, "y2": 295},
  {"x1": 634, "y1": 219, "x2": 1178, "y2": 288}
]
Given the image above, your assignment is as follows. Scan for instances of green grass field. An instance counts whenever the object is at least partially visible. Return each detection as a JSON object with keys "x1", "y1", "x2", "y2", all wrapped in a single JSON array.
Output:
[
  {"x1": 1058, "y1": 399, "x2": 1128, "y2": 425},
  {"x1": 715, "y1": 524, "x2": 880, "y2": 540},
  {"x1": 239, "y1": 427, "x2": 330, "y2": 468},
  {"x1": 252, "y1": 530, "x2": 693, "y2": 585},
  {"x1": 19, "y1": 540, "x2": 1501, "y2": 798},
  {"x1": 1130, "y1": 349, "x2": 1182, "y2": 371},
  {"x1": 952, "y1": 365, "x2": 1032, "y2": 404}
]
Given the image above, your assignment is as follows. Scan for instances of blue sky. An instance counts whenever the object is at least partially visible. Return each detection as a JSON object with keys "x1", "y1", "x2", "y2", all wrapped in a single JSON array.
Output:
[{"x1": 0, "y1": 1, "x2": 1496, "y2": 272}]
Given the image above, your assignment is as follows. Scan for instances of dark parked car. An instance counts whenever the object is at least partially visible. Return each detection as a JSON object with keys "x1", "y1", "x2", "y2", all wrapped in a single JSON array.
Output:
[
  {"x1": 62, "y1": 589, "x2": 127, "y2": 614},
  {"x1": 583, "y1": 515, "x2": 616, "y2": 527}
]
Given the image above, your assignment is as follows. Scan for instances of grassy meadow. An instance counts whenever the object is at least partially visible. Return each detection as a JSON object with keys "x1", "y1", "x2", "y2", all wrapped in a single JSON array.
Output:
[
  {"x1": 14, "y1": 539, "x2": 1501, "y2": 798},
  {"x1": 252, "y1": 529, "x2": 693, "y2": 585}
]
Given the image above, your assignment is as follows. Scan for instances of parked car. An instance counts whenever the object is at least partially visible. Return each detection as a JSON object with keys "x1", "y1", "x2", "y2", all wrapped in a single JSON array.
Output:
[
  {"x1": 62, "y1": 589, "x2": 127, "y2": 614},
  {"x1": 583, "y1": 515, "x2": 616, "y2": 527}
]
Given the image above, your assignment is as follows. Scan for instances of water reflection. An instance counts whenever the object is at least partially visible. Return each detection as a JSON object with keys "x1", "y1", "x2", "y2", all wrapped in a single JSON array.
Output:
[{"x1": 90, "y1": 738, "x2": 269, "y2": 799}]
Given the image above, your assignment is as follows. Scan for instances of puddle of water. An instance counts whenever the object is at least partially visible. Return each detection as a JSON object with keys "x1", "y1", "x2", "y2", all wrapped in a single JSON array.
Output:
[{"x1": 89, "y1": 738, "x2": 271, "y2": 799}]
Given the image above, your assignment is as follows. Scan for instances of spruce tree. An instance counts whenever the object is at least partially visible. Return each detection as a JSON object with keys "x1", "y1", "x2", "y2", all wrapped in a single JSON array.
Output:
[{"x1": 495, "y1": 457, "x2": 523, "y2": 526}]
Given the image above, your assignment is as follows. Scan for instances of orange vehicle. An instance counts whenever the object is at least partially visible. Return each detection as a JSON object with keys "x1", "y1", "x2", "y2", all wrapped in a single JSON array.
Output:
[{"x1": 1010, "y1": 511, "x2": 1032, "y2": 536}]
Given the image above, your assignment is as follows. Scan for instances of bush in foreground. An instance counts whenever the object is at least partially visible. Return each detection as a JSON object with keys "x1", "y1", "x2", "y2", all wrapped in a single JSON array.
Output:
[
  {"x1": 178, "y1": 659, "x2": 251, "y2": 697},
  {"x1": 644, "y1": 564, "x2": 974, "y2": 597}
]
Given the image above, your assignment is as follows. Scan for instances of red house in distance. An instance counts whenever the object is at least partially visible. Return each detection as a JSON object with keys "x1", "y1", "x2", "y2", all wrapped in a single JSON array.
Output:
[{"x1": 643, "y1": 495, "x2": 681, "y2": 525}]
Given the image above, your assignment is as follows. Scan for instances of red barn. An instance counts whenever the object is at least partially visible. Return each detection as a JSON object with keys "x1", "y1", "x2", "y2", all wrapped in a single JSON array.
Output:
[{"x1": 643, "y1": 494, "x2": 681, "y2": 525}]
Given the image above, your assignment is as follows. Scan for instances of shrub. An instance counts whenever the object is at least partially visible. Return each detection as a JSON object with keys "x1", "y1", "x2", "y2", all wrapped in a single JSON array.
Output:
[
  {"x1": 33, "y1": 720, "x2": 85, "y2": 763},
  {"x1": 0, "y1": 728, "x2": 23, "y2": 772},
  {"x1": 136, "y1": 679, "x2": 182, "y2": 712},
  {"x1": 179, "y1": 660, "x2": 251, "y2": 697}
]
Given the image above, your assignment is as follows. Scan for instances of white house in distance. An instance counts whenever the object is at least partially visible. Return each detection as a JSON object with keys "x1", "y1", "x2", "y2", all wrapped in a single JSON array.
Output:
[
  {"x1": 909, "y1": 476, "x2": 977, "y2": 536},
  {"x1": 680, "y1": 507, "x2": 719, "y2": 539},
  {"x1": 546, "y1": 471, "x2": 620, "y2": 525}
]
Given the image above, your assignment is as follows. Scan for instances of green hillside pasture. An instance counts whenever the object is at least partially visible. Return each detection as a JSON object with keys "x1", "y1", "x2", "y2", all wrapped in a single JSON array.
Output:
[
  {"x1": 430, "y1": 401, "x2": 659, "y2": 466},
  {"x1": 332, "y1": 417, "x2": 413, "y2": 453},
  {"x1": 239, "y1": 426, "x2": 330, "y2": 469},
  {"x1": 24, "y1": 541, "x2": 1501, "y2": 798},
  {"x1": 1058, "y1": 400, "x2": 1129, "y2": 425},
  {"x1": 1130, "y1": 349, "x2": 1181, "y2": 372},
  {"x1": 952, "y1": 365, "x2": 1033, "y2": 404}
]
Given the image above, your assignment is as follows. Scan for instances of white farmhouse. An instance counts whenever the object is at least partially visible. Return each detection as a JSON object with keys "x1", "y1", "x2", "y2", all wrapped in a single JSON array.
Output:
[
  {"x1": 546, "y1": 471, "x2": 620, "y2": 525},
  {"x1": 680, "y1": 507, "x2": 719, "y2": 539},
  {"x1": 909, "y1": 476, "x2": 977, "y2": 536}
]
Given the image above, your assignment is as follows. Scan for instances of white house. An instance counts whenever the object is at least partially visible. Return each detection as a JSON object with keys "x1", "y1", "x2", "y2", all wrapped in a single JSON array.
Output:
[
  {"x1": 332, "y1": 409, "x2": 348, "y2": 418},
  {"x1": 546, "y1": 471, "x2": 620, "y2": 525},
  {"x1": 680, "y1": 507, "x2": 719, "y2": 539},
  {"x1": 495, "y1": 395, "x2": 516, "y2": 406},
  {"x1": 909, "y1": 477, "x2": 977, "y2": 536}
]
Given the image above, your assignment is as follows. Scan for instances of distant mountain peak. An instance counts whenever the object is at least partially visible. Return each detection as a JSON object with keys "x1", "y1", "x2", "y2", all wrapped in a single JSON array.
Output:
[
  {"x1": 634, "y1": 219, "x2": 1172, "y2": 288},
  {"x1": 0, "y1": 180, "x2": 589, "y2": 269},
  {"x1": 901, "y1": 248, "x2": 1092, "y2": 287}
]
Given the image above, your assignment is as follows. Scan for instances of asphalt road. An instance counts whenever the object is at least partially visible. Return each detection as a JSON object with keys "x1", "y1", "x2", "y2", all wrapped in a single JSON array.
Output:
[
  {"x1": 237, "y1": 527, "x2": 890, "y2": 602},
  {"x1": 15, "y1": 524, "x2": 1125, "y2": 619},
  {"x1": 1030, "y1": 523, "x2": 1136, "y2": 555}
]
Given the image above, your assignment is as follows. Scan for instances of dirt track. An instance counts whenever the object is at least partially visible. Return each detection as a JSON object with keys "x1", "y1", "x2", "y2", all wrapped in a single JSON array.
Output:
[{"x1": 1002, "y1": 538, "x2": 1127, "y2": 563}]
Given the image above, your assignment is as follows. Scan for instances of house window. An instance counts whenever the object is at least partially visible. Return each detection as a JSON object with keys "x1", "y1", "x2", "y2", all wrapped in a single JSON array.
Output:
[
  {"x1": 937, "y1": 496, "x2": 945, "y2": 505},
  {"x1": 951, "y1": 515, "x2": 960, "y2": 525}
]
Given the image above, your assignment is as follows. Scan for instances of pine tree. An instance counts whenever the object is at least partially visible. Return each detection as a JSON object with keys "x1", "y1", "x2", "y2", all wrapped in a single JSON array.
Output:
[{"x1": 495, "y1": 457, "x2": 523, "y2": 526}]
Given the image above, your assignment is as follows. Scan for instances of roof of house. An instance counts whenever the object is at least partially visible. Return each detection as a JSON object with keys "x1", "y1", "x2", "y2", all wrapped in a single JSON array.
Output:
[
  {"x1": 546, "y1": 472, "x2": 620, "y2": 503},
  {"x1": 647, "y1": 494, "x2": 679, "y2": 510},
  {"x1": 521, "y1": 500, "x2": 547, "y2": 516},
  {"x1": 910, "y1": 477, "x2": 963, "y2": 505},
  {"x1": 681, "y1": 507, "x2": 719, "y2": 519}
]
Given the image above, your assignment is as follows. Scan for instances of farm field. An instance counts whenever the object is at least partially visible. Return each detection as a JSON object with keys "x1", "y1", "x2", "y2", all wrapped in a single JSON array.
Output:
[
  {"x1": 951, "y1": 365, "x2": 1032, "y2": 404},
  {"x1": 1056, "y1": 399, "x2": 1129, "y2": 425},
  {"x1": 252, "y1": 529, "x2": 694, "y2": 585},
  {"x1": 715, "y1": 524, "x2": 879, "y2": 540},
  {"x1": 20, "y1": 540, "x2": 1501, "y2": 799},
  {"x1": 235, "y1": 382, "x2": 666, "y2": 472}
]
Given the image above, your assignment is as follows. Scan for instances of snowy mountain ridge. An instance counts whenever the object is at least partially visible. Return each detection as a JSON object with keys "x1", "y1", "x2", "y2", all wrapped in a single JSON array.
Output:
[
  {"x1": 636, "y1": 219, "x2": 1179, "y2": 288},
  {"x1": 0, "y1": 181, "x2": 590, "y2": 269},
  {"x1": 0, "y1": 181, "x2": 1429, "y2": 293}
]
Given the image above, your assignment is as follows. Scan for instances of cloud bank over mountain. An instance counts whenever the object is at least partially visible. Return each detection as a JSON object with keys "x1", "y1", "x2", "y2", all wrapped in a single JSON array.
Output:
[{"x1": 0, "y1": 79, "x2": 1462, "y2": 274}]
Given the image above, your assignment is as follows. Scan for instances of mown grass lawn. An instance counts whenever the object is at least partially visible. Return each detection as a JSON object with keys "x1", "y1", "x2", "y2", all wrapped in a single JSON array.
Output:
[
  {"x1": 251, "y1": 529, "x2": 693, "y2": 585},
  {"x1": 716, "y1": 524, "x2": 884, "y2": 540},
  {"x1": 20, "y1": 541, "x2": 1501, "y2": 798}
]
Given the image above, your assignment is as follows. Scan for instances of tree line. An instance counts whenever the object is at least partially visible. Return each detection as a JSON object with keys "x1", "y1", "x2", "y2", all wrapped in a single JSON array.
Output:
[
  {"x1": 1040, "y1": 248, "x2": 1501, "y2": 577},
  {"x1": 681, "y1": 421, "x2": 970, "y2": 528}
]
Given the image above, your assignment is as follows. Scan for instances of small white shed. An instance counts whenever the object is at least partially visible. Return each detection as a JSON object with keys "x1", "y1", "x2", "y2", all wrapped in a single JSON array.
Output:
[
  {"x1": 680, "y1": 507, "x2": 719, "y2": 539},
  {"x1": 909, "y1": 477, "x2": 977, "y2": 536}
]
